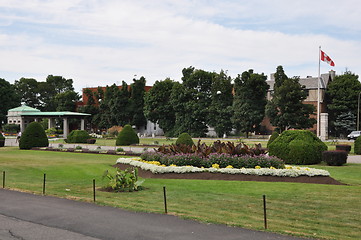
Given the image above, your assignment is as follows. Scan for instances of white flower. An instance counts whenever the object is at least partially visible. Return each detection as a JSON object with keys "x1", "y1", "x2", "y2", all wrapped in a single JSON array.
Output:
[{"x1": 115, "y1": 158, "x2": 330, "y2": 177}]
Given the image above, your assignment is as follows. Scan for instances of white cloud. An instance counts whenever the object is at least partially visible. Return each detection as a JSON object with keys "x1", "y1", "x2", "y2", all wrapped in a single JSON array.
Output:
[{"x1": 0, "y1": 0, "x2": 360, "y2": 92}]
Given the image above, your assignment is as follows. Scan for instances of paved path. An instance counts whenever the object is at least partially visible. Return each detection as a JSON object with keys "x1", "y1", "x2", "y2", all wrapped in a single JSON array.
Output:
[{"x1": 0, "y1": 189, "x2": 307, "y2": 240}]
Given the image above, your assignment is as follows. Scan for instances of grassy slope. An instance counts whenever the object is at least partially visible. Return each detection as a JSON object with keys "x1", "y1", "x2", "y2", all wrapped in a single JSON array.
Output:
[{"x1": 0, "y1": 147, "x2": 360, "y2": 240}]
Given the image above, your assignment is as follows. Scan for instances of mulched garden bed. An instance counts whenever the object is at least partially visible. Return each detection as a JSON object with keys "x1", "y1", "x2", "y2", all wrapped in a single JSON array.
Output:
[
  {"x1": 114, "y1": 163, "x2": 345, "y2": 185},
  {"x1": 31, "y1": 147, "x2": 141, "y2": 156}
]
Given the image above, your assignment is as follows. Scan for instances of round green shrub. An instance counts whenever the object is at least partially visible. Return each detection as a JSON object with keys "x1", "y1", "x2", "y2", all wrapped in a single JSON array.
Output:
[
  {"x1": 66, "y1": 130, "x2": 91, "y2": 143},
  {"x1": 175, "y1": 133, "x2": 194, "y2": 146},
  {"x1": 354, "y1": 136, "x2": 361, "y2": 155},
  {"x1": 268, "y1": 130, "x2": 327, "y2": 165},
  {"x1": 267, "y1": 131, "x2": 279, "y2": 148},
  {"x1": 19, "y1": 122, "x2": 49, "y2": 150},
  {"x1": 116, "y1": 124, "x2": 139, "y2": 146},
  {"x1": 322, "y1": 150, "x2": 347, "y2": 166}
]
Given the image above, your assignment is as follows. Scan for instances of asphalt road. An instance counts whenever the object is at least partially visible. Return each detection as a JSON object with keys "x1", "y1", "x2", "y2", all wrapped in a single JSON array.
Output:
[{"x1": 0, "y1": 189, "x2": 308, "y2": 240}]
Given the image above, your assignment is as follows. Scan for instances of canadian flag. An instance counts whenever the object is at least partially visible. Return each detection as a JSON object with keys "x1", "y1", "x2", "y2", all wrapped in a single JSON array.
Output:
[{"x1": 320, "y1": 50, "x2": 335, "y2": 66}]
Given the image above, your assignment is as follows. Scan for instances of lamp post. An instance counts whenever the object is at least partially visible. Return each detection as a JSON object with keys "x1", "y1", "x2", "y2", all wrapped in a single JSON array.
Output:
[{"x1": 357, "y1": 92, "x2": 361, "y2": 131}]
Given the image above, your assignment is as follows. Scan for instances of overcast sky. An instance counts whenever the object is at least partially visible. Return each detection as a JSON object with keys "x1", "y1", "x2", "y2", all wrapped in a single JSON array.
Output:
[{"x1": 0, "y1": 0, "x2": 360, "y2": 93}]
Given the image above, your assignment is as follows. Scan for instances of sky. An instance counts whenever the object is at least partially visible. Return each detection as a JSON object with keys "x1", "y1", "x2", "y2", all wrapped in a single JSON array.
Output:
[{"x1": 0, "y1": 0, "x2": 360, "y2": 93}]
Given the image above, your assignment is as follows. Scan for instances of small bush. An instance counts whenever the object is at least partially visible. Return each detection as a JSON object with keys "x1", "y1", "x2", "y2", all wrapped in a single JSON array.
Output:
[
  {"x1": 116, "y1": 147, "x2": 124, "y2": 152},
  {"x1": 354, "y1": 136, "x2": 361, "y2": 154},
  {"x1": 267, "y1": 131, "x2": 279, "y2": 148},
  {"x1": 75, "y1": 145, "x2": 82, "y2": 150},
  {"x1": 175, "y1": 133, "x2": 194, "y2": 146},
  {"x1": 108, "y1": 126, "x2": 123, "y2": 137},
  {"x1": 0, "y1": 134, "x2": 5, "y2": 147},
  {"x1": 2, "y1": 124, "x2": 20, "y2": 133},
  {"x1": 322, "y1": 150, "x2": 348, "y2": 166},
  {"x1": 102, "y1": 167, "x2": 144, "y2": 192},
  {"x1": 268, "y1": 130, "x2": 327, "y2": 165},
  {"x1": 335, "y1": 145, "x2": 351, "y2": 153},
  {"x1": 66, "y1": 130, "x2": 91, "y2": 143},
  {"x1": 116, "y1": 124, "x2": 139, "y2": 146},
  {"x1": 19, "y1": 122, "x2": 49, "y2": 150}
]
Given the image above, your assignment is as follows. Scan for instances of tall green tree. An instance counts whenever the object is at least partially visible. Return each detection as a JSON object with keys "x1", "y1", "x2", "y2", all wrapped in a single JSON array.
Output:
[
  {"x1": 144, "y1": 78, "x2": 177, "y2": 135},
  {"x1": 54, "y1": 90, "x2": 80, "y2": 112},
  {"x1": 130, "y1": 77, "x2": 147, "y2": 128},
  {"x1": 13, "y1": 78, "x2": 41, "y2": 108},
  {"x1": 232, "y1": 69, "x2": 269, "y2": 137},
  {"x1": 325, "y1": 71, "x2": 361, "y2": 136},
  {"x1": 113, "y1": 81, "x2": 132, "y2": 126},
  {"x1": 78, "y1": 89, "x2": 99, "y2": 130},
  {"x1": 40, "y1": 75, "x2": 75, "y2": 111},
  {"x1": 208, "y1": 71, "x2": 233, "y2": 137},
  {"x1": 0, "y1": 78, "x2": 20, "y2": 127},
  {"x1": 171, "y1": 67, "x2": 213, "y2": 137},
  {"x1": 266, "y1": 66, "x2": 316, "y2": 132}
]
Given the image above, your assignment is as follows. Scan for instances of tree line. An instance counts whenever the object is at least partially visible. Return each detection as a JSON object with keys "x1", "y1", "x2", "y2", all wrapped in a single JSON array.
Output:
[{"x1": 0, "y1": 67, "x2": 360, "y2": 137}]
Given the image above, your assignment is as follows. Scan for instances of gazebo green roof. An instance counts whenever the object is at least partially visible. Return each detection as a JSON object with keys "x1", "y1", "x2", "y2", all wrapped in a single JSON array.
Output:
[
  {"x1": 20, "y1": 112, "x2": 90, "y2": 117},
  {"x1": 8, "y1": 105, "x2": 41, "y2": 112}
]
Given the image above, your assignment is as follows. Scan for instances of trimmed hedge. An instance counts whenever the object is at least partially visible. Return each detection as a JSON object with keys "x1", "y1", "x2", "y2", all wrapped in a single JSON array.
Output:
[
  {"x1": 19, "y1": 122, "x2": 49, "y2": 150},
  {"x1": 322, "y1": 150, "x2": 347, "y2": 166},
  {"x1": 116, "y1": 124, "x2": 139, "y2": 146},
  {"x1": 267, "y1": 131, "x2": 279, "y2": 148},
  {"x1": 66, "y1": 130, "x2": 91, "y2": 143},
  {"x1": 335, "y1": 144, "x2": 351, "y2": 153},
  {"x1": 268, "y1": 130, "x2": 327, "y2": 165},
  {"x1": 0, "y1": 133, "x2": 5, "y2": 147},
  {"x1": 354, "y1": 136, "x2": 361, "y2": 155},
  {"x1": 175, "y1": 133, "x2": 194, "y2": 146}
]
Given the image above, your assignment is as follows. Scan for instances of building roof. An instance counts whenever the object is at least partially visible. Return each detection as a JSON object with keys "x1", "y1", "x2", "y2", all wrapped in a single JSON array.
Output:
[
  {"x1": 267, "y1": 71, "x2": 335, "y2": 91},
  {"x1": 8, "y1": 105, "x2": 41, "y2": 112},
  {"x1": 20, "y1": 112, "x2": 91, "y2": 117},
  {"x1": 8, "y1": 105, "x2": 90, "y2": 118}
]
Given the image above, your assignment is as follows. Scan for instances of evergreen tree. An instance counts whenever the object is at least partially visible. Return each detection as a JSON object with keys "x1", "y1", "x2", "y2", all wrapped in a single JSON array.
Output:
[
  {"x1": 232, "y1": 69, "x2": 269, "y2": 137},
  {"x1": 130, "y1": 76, "x2": 147, "y2": 128},
  {"x1": 0, "y1": 78, "x2": 20, "y2": 127},
  {"x1": 144, "y1": 78, "x2": 177, "y2": 135},
  {"x1": 171, "y1": 67, "x2": 213, "y2": 137},
  {"x1": 208, "y1": 71, "x2": 233, "y2": 137},
  {"x1": 325, "y1": 71, "x2": 361, "y2": 136},
  {"x1": 266, "y1": 66, "x2": 316, "y2": 132}
]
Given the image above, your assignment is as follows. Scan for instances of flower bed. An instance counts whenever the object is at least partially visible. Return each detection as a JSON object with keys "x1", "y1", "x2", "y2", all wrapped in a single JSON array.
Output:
[
  {"x1": 141, "y1": 152, "x2": 285, "y2": 169},
  {"x1": 116, "y1": 157, "x2": 330, "y2": 178}
]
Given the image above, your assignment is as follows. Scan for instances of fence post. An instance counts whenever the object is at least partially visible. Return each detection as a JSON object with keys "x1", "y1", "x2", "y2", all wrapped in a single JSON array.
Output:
[
  {"x1": 163, "y1": 186, "x2": 168, "y2": 214},
  {"x1": 43, "y1": 173, "x2": 46, "y2": 195},
  {"x1": 2, "y1": 171, "x2": 5, "y2": 188},
  {"x1": 93, "y1": 179, "x2": 96, "y2": 202},
  {"x1": 263, "y1": 195, "x2": 267, "y2": 229}
]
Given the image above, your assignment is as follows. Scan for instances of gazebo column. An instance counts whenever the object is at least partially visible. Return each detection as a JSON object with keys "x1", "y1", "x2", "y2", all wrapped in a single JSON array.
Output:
[
  {"x1": 63, "y1": 117, "x2": 69, "y2": 138},
  {"x1": 48, "y1": 118, "x2": 55, "y2": 129},
  {"x1": 80, "y1": 119, "x2": 85, "y2": 130},
  {"x1": 20, "y1": 117, "x2": 26, "y2": 132}
]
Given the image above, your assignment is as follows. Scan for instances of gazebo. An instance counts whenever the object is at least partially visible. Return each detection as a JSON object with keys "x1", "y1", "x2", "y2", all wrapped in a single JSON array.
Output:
[{"x1": 7, "y1": 105, "x2": 91, "y2": 138}]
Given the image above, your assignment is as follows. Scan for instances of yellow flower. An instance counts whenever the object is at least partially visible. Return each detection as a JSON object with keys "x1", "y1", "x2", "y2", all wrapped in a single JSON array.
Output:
[
  {"x1": 160, "y1": 164, "x2": 166, "y2": 167},
  {"x1": 255, "y1": 166, "x2": 261, "y2": 169},
  {"x1": 212, "y1": 163, "x2": 220, "y2": 169},
  {"x1": 170, "y1": 164, "x2": 177, "y2": 167},
  {"x1": 286, "y1": 166, "x2": 293, "y2": 169},
  {"x1": 270, "y1": 166, "x2": 276, "y2": 169},
  {"x1": 226, "y1": 165, "x2": 233, "y2": 168}
]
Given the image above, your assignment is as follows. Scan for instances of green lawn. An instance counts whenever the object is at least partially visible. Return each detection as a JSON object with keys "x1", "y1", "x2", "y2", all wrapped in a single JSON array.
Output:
[{"x1": 0, "y1": 147, "x2": 360, "y2": 240}]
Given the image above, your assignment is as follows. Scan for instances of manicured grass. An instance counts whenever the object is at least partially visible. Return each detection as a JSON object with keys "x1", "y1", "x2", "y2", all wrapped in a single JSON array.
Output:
[{"x1": 0, "y1": 147, "x2": 360, "y2": 240}]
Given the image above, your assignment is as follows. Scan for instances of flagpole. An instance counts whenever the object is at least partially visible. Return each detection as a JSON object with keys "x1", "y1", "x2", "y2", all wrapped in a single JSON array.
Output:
[{"x1": 317, "y1": 46, "x2": 321, "y2": 138}]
